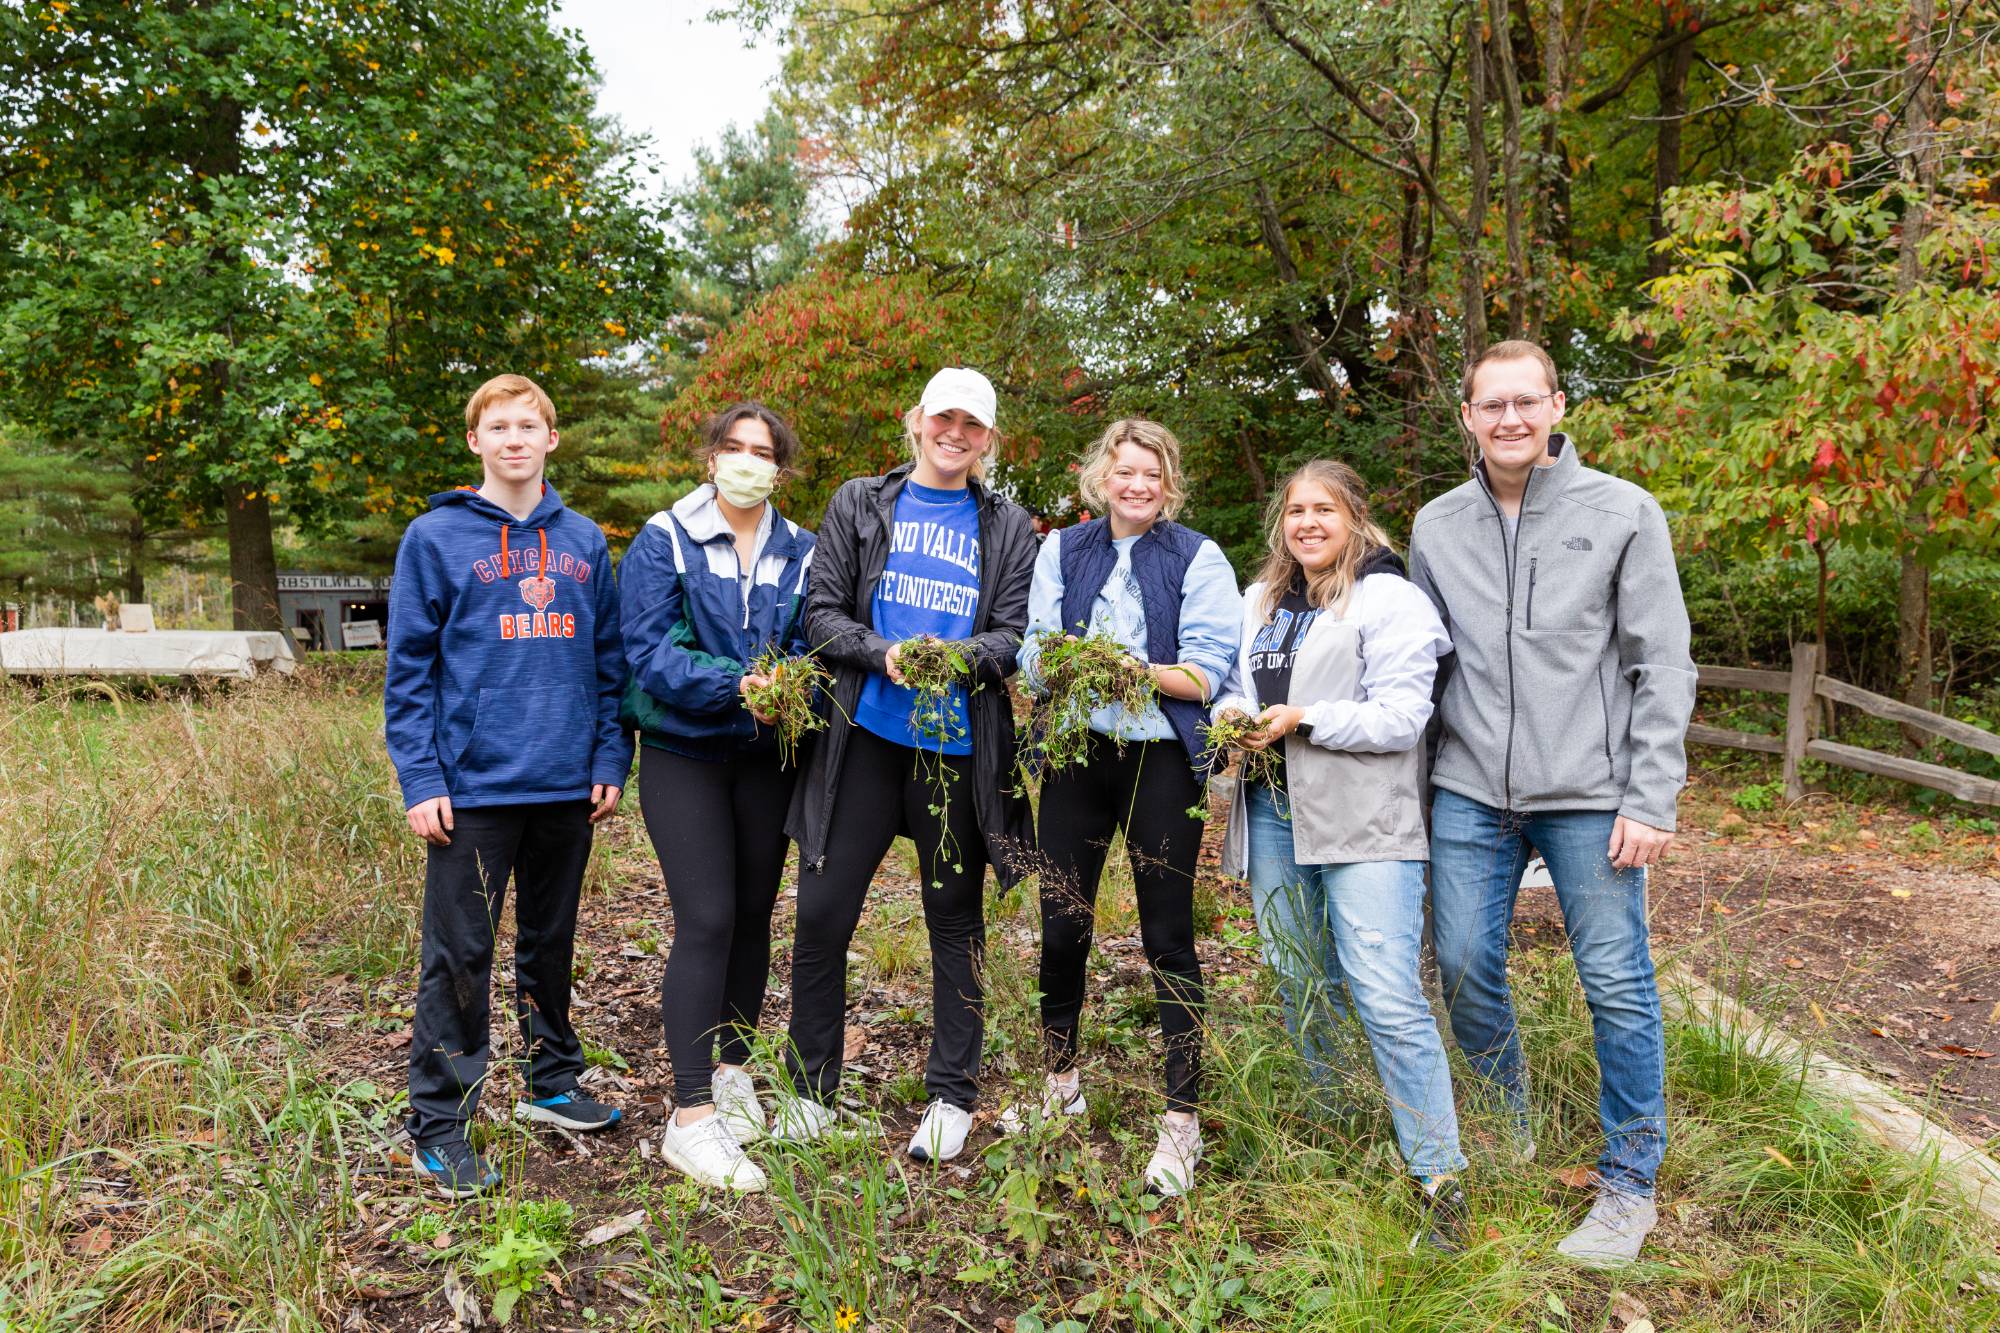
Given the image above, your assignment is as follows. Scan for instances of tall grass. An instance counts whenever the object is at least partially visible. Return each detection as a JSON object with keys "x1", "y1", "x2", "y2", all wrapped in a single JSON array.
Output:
[{"x1": 0, "y1": 674, "x2": 418, "y2": 1326}]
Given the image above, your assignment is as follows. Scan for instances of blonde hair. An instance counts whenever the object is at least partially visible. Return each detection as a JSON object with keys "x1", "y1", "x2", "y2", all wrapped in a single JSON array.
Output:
[
  {"x1": 465, "y1": 374, "x2": 557, "y2": 431},
  {"x1": 1076, "y1": 418, "x2": 1187, "y2": 521},
  {"x1": 902, "y1": 404, "x2": 1000, "y2": 483},
  {"x1": 1254, "y1": 459, "x2": 1397, "y2": 620}
]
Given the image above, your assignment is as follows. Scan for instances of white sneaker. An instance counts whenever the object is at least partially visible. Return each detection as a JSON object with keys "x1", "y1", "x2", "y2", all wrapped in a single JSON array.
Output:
[
  {"x1": 768, "y1": 1094, "x2": 836, "y2": 1144},
  {"x1": 711, "y1": 1067, "x2": 766, "y2": 1144},
  {"x1": 658, "y1": 1110, "x2": 766, "y2": 1193},
  {"x1": 997, "y1": 1074, "x2": 1087, "y2": 1135},
  {"x1": 1144, "y1": 1115, "x2": 1202, "y2": 1198},
  {"x1": 907, "y1": 1100, "x2": 974, "y2": 1163}
]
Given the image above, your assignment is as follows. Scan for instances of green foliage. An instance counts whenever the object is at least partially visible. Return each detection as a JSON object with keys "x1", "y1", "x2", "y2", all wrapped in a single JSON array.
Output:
[
  {"x1": 1024, "y1": 632, "x2": 1158, "y2": 774},
  {"x1": 1590, "y1": 144, "x2": 2000, "y2": 571},
  {"x1": 895, "y1": 636, "x2": 970, "y2": 752},
  {"x1": 0, "y1": 0, "x2": 676, "y2": 611},
  {"x1": 0, "y1": 427, "x2": 195, "y2": 605},
  {"x1": 1732, "y1": 781, "x2": 1781, "y2": 814},
  {"x1": 1201, "y1": 711, "x2": 1282, "y2": 792},
  {"x1": 473, "y1": 1227, "x2": 560, "y2": 1325},
  {"x1": 743, "y1": 647, "x2": 832, "y2": 768}
]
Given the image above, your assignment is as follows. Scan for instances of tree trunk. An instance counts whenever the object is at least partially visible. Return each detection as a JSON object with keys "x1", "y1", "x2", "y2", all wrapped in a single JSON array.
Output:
[
  {"x1": 1395, "y1": 176, "x2": 1438, "y2": 475},
  {"x1": 124, "y1": 516, "x2": 146, "y2": 605},
  {"x1": 1489, "y1": 0, "x2": 1530, "y2": 338},
  {"x1": 1253, "y1": 180, "x2": 1344, "y2": 400},
  {"x1": 1647, "y1": 7, "x2": 1697, "y2": 281},
  {"x1": 1530, "y1": 0, "x2": 1569, "y2": 343},
  {"x1": 1461, "y1": 0, "x2": 1493, "y2": 360},
  {"x1": 227, "y1": 484, "x2": 282, "y2": 631},
  {"x1": 1895, "y1": 0, "x2": 1941, "y2": 733}
]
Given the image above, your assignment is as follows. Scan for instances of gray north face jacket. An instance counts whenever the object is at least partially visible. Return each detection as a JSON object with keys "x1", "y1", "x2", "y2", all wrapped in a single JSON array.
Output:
[{"x1": 1408, "y1": 434, "x2": 1696, "y2": 830}]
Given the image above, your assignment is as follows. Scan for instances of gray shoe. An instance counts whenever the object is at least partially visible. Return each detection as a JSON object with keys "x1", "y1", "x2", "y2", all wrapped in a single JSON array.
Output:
[{"x1": 1556, "y1": 1187, "x2": 1657, "y2": 1267}]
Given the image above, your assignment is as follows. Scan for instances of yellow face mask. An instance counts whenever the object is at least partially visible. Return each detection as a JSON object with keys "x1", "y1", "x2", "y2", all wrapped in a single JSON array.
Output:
[{"x1": 713, "y1": 452, "x2": 778, "y2": 509}]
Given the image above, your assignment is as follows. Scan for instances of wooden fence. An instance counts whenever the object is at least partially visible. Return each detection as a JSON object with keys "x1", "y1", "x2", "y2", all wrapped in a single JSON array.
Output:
[{"x1": 1689, "y1": 642, "x2": 2000, "y2": 807}]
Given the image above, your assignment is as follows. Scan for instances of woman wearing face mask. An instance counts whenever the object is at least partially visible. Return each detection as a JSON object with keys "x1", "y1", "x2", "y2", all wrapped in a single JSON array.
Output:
[
  {"x1": 1002, "y1": 418, "x2": 1240, "y2": 1198},
  {"x1": 775, "y1": 367, "x2": 1038, "y2": 1166},
  {"x1": 1212, "y1": 459, "x2": 1472, "y2": 1251},
  {"x1": 619, "y1": 402, "x2": 815, "y2": 1193}
]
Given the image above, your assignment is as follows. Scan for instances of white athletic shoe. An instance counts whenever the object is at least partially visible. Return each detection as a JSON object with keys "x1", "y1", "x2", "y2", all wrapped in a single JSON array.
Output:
[
  {"x1": 711, "y1": 1067, "x2": 766, "y2": 1144},
  {"x1": 768, "y1": 1094, "x2": 837, "y2": 1144},
  {"x1": 1144, "y1": 1115, "x2": 1203, "y2": 1198},
  {"x1": 997, "y1": 1074, "x2": 1087, "y2": 1135},
  {"x1": 907, "y1": 1100, "x2": 974, "y2": 1163},
  {"x1": 659, "y1": 1110, "x2": 766, "y2": 1193}
]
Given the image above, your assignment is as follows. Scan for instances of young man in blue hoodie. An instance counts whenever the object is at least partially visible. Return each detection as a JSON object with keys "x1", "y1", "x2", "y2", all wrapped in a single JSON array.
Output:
[{"x1": 385, "y1": 373, "x2": 635, "y2": 1197}]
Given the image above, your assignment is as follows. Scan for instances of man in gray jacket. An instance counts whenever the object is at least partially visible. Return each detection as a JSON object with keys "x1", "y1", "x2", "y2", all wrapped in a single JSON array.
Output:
[{"x1": 1410, "y1": 340, "x2": 1696, "y2": 1267}]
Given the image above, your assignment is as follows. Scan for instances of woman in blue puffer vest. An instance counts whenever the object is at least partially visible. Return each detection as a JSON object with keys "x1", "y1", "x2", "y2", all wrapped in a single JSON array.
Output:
[{"x1": 618, "y1": 401, "x2": 814, "y2": 1195}]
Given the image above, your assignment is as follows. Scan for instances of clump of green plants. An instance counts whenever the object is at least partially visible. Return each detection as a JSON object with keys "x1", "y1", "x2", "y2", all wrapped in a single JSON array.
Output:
[
  {"x1": 475, "y1": 1199, "x2": 573, "y2": 1324},
  {"x1": 1026, "y1": 632, "x2": 1157, "y2": 772},
  {"x1": 895, "y1": 636, "x2": 970, "y2": 749},
  {"x1": 1732, "y1": 780, "x2": 1781, "y2": 813},
  {"x1": 743, "y1": 647, "x2": 831, "y2": 767},
  {"x1": 1201, "y1": 711, "x2": 1283, "y2": 790}
]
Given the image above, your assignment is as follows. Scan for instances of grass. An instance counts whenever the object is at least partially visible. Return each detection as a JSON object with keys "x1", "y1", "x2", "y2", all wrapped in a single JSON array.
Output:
[{"x1": 0, "y1": 670, "x2": 1995, "y2": 1329}]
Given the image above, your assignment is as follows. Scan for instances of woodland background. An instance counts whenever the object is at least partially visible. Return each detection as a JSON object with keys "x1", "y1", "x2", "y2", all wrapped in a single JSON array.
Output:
[{"x1": 3, "y1": 0, "x2": 1998, "y2": 714}]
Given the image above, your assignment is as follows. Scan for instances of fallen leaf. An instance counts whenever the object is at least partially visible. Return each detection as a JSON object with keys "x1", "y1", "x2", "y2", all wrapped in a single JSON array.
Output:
[
  {"x1": 1763, "y1": 1145, "x2": 1796, "y2": 1168},
  {"x1": 1627, "y1": 1322, "x2": 1656, "y2": 1333},
  {"x1": 432, "y1": 1230, "x2": 455, "y2": 1250},
  {"x1": 1710, "y1": 901, "x2": 1735, "y2": 916},
  {"x1": 1989, "y1": 1000, "x2": 2000, "y2": 1024},
  {"x1": 843, "y1": 1025, "x2": 869, "y2": 1063},
  {"x1": 1553, "y1": 1164, "x2": 1596, "y2": 1189},
  {"x1": 1936, "y1": 959, "x2": 1960, "y2": 981},
  {"x1": 1607, "y1": 1290, "x2": 1651, "y2": 1326},
  {"x1": 1783, "y1": 957, "x2": 1805, "y2": 969},
  {"x1": 1939, "y1": 1044, "x2": 1996, "y2": 1059},
  {"x1": 74, "y1": 1225, "x2": 114, "y2": 1256},
  {"x1": 581, "y1": 1210, "x2": 646, "y2": 1247},
  {"x1": 1891, "y1": 888, "x2": 1913, "y2": 898}
]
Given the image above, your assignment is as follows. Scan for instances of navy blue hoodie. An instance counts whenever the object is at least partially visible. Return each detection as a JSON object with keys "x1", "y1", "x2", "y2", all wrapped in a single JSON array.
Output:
[{"x1": 384, "y1": 485, "x2": 634, "y2": 808}]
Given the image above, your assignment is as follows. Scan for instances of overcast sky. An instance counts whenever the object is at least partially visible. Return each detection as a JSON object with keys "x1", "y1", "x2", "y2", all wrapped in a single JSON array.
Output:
[{"x1": 553, "y1": 0, "x2": 784, "y2": 192}]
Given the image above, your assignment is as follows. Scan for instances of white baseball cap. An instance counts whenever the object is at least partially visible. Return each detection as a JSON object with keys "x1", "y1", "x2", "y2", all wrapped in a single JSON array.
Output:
[{"x1": 919, "y1": 367, "x2": 998, "y2": 429}]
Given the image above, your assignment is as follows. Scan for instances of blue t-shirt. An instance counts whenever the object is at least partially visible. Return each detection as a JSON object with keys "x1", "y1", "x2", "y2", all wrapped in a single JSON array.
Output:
[{"x1": 855, "y1": 481, "x2": 981, "y2": 753}]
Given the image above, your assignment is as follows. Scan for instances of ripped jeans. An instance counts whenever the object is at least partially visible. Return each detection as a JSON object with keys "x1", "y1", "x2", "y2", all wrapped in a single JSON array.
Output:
[{"x1": 1245, "y1": 783, "x2": 1466, "y2": 1178}]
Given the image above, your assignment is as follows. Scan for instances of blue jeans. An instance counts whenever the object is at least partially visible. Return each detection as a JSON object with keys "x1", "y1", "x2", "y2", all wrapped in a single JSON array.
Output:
[
  {"x1": 1428, "y1": 788, "x2": 1667, "y2": 1197},
  {"x1": 1244, "y1": 784, "x2": 1466, "y2": 1179}
]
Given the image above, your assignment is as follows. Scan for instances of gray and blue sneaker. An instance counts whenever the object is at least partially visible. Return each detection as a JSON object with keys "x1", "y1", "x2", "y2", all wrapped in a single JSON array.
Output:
[
  {"x1": 411, "y1": 1138, "x2": 500, "y2": 1199},
  {"x1": 514, "y1": 1089, "x2": 624, "y2": 1132},
  {"x1": 1411, "y1": 1176, "x2": 1472, "y2": 1254}
]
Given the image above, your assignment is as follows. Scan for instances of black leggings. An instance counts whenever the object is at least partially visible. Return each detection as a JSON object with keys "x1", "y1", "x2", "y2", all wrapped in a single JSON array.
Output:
[
  {"x1": 1036, "y1": 735, "x2": 1205, "y2": 1113},
  {"x1": 637, "y1": 745, "x2": 796, "y2": 1107},
  {"x1": 786, "y1": 726, "x2": 988, "y2": 1110}
]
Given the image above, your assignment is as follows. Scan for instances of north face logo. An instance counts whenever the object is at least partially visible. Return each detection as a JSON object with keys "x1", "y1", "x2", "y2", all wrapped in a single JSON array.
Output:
[
  {"x1": 1562, "y1": 536, "x2": 1593, "y2": 552},
  {"x1": 520, "y1": 575, "x2": 557, "y2": 611}
]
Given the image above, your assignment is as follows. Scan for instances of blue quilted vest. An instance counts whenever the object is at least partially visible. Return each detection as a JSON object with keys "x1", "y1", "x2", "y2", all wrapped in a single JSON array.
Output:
[{"x1": 1057, "y1": 516, "x2": 1213, "y2": 773}]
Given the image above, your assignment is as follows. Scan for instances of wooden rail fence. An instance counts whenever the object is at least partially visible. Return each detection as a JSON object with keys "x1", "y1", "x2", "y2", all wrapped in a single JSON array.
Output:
[{"x1": 1688, "y1": 642, "x2": 2000, "y2": 807}]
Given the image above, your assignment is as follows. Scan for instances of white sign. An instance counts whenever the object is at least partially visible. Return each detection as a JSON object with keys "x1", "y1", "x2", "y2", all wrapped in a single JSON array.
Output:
[
  {"x1": 279, "y1": 573, "x2": 392, "y2": 594},
  {"x1": 118, "y1": 603, "x2": 156, "y2": 633},
  {"x1": 342, "y1": 619, "x2": 383, "y2": 649}
]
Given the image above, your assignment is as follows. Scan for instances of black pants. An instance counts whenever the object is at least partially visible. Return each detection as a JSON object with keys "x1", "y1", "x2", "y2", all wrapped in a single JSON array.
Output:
[
  {"x1": 405, "y1": 800, "x2": 593, "y2": 1146},
  {"x1": 786, "y1": 726, "x2": 988, "y2": 1110},
  {"x1": 637, "y1": 744, "x2": 796, "y2": 1106},
  {"x1": 1037, "y1": 735, "x2": 1205, "y2": 1113}
]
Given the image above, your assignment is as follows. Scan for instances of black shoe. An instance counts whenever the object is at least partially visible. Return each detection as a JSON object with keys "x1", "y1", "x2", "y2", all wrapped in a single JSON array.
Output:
[
  {"x1": 514, "y1": 1089, "x2": 624, "y2": 1132},
  {"x1": 1412, "y1": 1177, "x2": 1472, "y2": 1254},
  {"x1": 411, "y1": 1137, "x2": 500, "y2": 1199}
]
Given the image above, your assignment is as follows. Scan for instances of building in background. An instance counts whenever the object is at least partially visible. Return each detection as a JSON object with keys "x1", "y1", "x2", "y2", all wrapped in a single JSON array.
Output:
[{"x1": 278, "y1": 572, "x2": 391, "y2": 650}]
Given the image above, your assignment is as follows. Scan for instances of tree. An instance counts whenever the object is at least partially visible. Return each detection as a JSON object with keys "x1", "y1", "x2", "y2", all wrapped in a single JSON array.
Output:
[
  {"x1": 0, "y1": 0, "x2": 673, "y2": 628},
  {"x1": 661, "y1": 109, "x2": 824, "y2": 381},
  {"x1": 0, "y1": 428, "x2": 195, "y2": 610},
  {"x1": 1588, "y1": 143, "x2": 2000, "y2": 702}
]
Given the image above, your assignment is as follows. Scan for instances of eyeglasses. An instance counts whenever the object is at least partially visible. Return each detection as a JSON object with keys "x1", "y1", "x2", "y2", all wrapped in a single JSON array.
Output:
[{"x1": 1467, "y1": 393, "x2": 1553, "y2": 423}]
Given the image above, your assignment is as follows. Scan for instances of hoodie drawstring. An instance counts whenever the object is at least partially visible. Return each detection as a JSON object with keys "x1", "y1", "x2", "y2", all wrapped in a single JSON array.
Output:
[{"x1": 497, "y1": 525, "x2": 549, "y2": 581}]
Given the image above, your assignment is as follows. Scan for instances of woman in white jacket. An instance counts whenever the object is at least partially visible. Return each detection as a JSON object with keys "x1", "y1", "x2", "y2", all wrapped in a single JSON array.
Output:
[{"x1": 1214, "y1": 458, "x2": 1470, "y2": 1251}]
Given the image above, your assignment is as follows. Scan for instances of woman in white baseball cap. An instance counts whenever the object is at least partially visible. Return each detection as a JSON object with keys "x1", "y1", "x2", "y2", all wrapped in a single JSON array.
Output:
[{"x1": 775, "y1": 367, "x2": 1039, "y2": 1167}]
